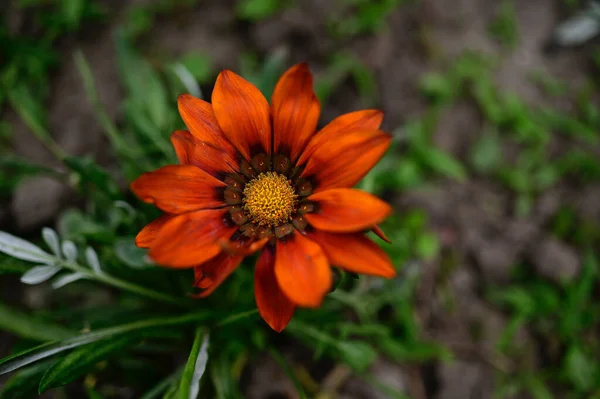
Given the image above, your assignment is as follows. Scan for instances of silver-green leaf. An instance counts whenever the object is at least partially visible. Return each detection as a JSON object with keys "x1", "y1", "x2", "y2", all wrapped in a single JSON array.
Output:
[
  {"x1": 85, "y1": 247, "x2": 101, "y2": 274},
  {"x1": 52, "y1": 272, "x2": 86, "y2": 289},
  {"x1": 41, "y1": 228, "x2": 61, "y2": 258},
  {"x1": 0, "y1": 232, "x2": 54, "y2": 264},
  {"x1": 20, "y1": 265, "x2": 62, "y2": 285},
  {"x1": 61, "y1": 241, "x2": 78, "y2": 263}
]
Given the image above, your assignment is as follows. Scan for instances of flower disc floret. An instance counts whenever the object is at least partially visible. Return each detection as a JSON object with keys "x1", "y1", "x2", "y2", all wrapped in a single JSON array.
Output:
[{"x1": 243, "y1": 172, "x2": 297, "y2": 227}]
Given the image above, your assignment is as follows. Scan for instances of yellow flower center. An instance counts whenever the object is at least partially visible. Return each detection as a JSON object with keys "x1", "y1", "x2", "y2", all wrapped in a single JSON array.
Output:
[{"x1": 243, "y1": 172, "x2": 297, "y2": 227}]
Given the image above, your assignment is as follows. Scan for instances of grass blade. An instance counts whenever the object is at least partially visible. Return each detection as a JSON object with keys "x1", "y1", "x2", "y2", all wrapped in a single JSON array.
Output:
[
  {"x1": 0, "y1": 312, "x2": 209, "y2": 375},
  {"x1": 39, "y1": 336, "x2": 136, "y2": 393},
  {"x1": 178, "y1": 328, "x2": 209, "y2": 399}
]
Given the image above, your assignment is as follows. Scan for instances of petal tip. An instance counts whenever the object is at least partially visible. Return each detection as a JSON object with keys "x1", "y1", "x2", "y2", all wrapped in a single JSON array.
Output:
[
  {"x1": 372, "y1": 226, "x2": 392, "y2": 244},
  {"x1": 134, "y1": 233, "x2": 148, "y2": 248},
  {"x1": 266, "y1": 319, "x2": 290, "y2": 333},
  {"x1": 294, "y1": 62, "x2": 311, "y2": 74},
  {"x1": 177, "y1": 93, "x2": 195, "y2": 109},
  {"x1": 217, "y1": 69, "x2": 236, "y2": 82},
  {"x1": 129, "y1": 178, "x2": 150, "y2": 203}
]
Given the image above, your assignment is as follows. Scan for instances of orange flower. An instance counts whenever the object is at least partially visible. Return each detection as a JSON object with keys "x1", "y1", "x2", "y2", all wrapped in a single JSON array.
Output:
[{"x1": 131, "y1": 63, "x2": 396, "y2": 332}]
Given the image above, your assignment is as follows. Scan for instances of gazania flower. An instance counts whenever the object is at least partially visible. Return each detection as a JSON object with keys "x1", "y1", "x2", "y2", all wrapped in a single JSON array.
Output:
[{"x1": 131, "y1": 63, "x2": 396, "y2": 332}]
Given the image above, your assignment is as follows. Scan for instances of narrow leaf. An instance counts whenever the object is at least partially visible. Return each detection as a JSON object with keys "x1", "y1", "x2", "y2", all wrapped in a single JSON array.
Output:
[
  {"x1": 178, "y1": 329, "x2": 210, "y2": 399},
  {"x1": 421, "y1": 148, "x2": 468, "y2": 181},
  {"x1": 172, "y1": 63, "x2": 203, "y2": 99},
  {"x1": 0, "y1": 302, "x2": 74, "y2": 342},
  {"x1": 52, "y1": 272, "x2": 86, "y2": 289},
  {"x1": 42, "y1": 228, "x2": 61, "y2": 258},
  {"x1": 0, "y1": 313, "x2": 210, "y2": 375},
  {"x1": 0, "y1": 232, "x2": 54, "y2": 263},
  {"x1": 21, "y1": 265, "x2": 61, "y2": 285},
  {"x1": 39, "y1": 336, "x2": 136, "y2": 393},
  {"x1": 85, "y1": 247, "x2": 102, "y2": 274},
  {"x1": 61, "y1": 240, "x2": 78, "y2": 263},
  {"x1": 0, "y1": 361, "x2": 54, "y2": 399},
  {"x1": 140, "y1": 368, "x2": 183, "y2": 399}
]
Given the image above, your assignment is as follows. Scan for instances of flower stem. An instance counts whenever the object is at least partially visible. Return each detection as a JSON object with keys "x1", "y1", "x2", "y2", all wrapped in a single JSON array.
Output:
[{"x1": 62, "y1": 261, "x2": 193, "y2": 307}]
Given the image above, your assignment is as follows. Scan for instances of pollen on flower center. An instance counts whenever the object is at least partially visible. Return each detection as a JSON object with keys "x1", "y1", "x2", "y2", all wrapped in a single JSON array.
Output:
[{"x1": 243, "y1": 172, "x2": 297, "y2": 227}]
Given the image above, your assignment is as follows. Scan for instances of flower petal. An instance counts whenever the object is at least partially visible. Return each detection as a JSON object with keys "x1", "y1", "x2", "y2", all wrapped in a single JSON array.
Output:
[
  {"x1": 212, "y1": 70, "x2": 272, "y2": 160},
  {"x1": 135, "y1": 214, "x2": 174, "y2": 248},
  {"x1": 171, "y1": 130, "x2": 239, "y2": 177},
  {"x1": 307, "y1": 230, "x2": 396, "y2": 278},
  {"x1": 192, "y1": 252, "x2": 245, "y2": 298},
  {"x1": 299, "y1": 129, "x2": 392, "y2": 192},
  {"x1": 177, "y1": 94, "x2": 236, "y2": 154},
  {"x1": 148, "y1": 209, "x2": 236, "y2": 268},
  {"x1": 305, "y1": 188, "x2": 392, "y2": 232},
  {"x1": 296, "y1": 109, "x2": 383, "y2": 166},
  {"x1": 254, "y1": 247, "x2": 295, "y2": 332},
  {"x1": 275, "y1": 233, "x2": 331, "y2": 307},
  {"x1": 130, "y1": 165, "x2": 225, "y2": 214},
  {"x1": 272, "y1": 63, "x2": 320, "y2": 161},
  {"x1": 371, "y1": 225, "x2": 392, "y2": 243}
]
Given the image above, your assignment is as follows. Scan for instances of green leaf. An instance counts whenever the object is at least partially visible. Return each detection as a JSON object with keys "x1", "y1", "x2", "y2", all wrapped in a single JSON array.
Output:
[
  {"x1": 0, "y1": 313, "x2": 209, "y2": 375},
  {"x1": 236, "y1": 0, "x2": 286, "y2": 21},
  {"x1": 337, "y1": 341, "x2": 378, "y2": 372},
  {"x1": 0, "y1": 361, "x2": 53, "y2": 399},
  {"x1": 114, "y1": 237, "x2": 151, "y2": 269},
  {"x1": 419, "y1": 148, "x2": 467, "y2": 181},
  {"x1": 210, "y1": 352, "x2": 244, "y2": 399},
  {"x1": 178, "y1": 328, "x2": 210, "y2": 399},
  {"x1": 526, "y1": 374, "x2": 554, "y2": 399},
  {"x1": 287, "y1": 321, "x2": 377, "y2": 372},
  {"x1": 488, "y1": 287, "x2": 535, "y2": 315},
  {"x1": 39, "y1": 336, "x2": 137, "y2": 393},
  {"x1": 74, "y1": 50, "x2": 131, "y2": 159},
  {"x1": 415, "y1": 232, "x2": 440, "y2": 261},
  {"x1": 7, "y1": 84, "x2": 49, "y2": 145},
  {"x1": 256, "y1": 49, "x2": 288, "y2": 100},
  {"x1": 140, "y1": 368, "x2": 183, "y2": 399},
  {"x1": 61, "y1": 0, "x2": 85, "y2": 29},
  {"x1": 64, "y1": 156, "x2": 121, "y2": 199},
  {"x1": 57, "y1": 208, "x2": 111, "y2": 243},
  {"x1": 115, "y1": 33, "x2": 173, "y2": 143},
  {"x1": 564, "y1": 345, "x2": 597, "y2": 392},
  {"x1": 419, "y1": 72, "x2": 455, "y2": 102},
  {"x1": 86, "y1": 387, "x2": 104, "y2": 399},
  {"x1": 0, "y1": 302, "x2": 74, "y2": 342},
  {"x1": 488, "y1": 0, "x2": 519, "y2": 49}
]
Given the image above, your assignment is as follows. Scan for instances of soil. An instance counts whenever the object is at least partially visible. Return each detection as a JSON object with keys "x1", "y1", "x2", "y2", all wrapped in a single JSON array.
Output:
[{"x1": 2, "y1": 0, "x2": 599, "y2": 398}]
